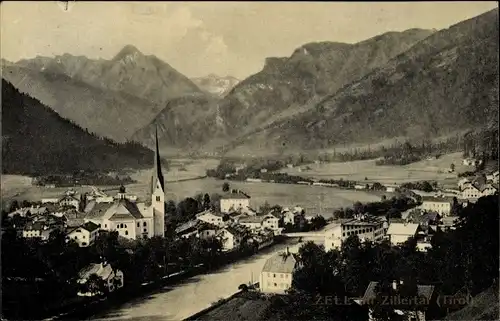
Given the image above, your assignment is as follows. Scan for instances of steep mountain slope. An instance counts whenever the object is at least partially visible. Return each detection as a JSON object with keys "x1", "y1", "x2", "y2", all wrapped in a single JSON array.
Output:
[
  {"x1": 3, "y1": 45, "x2": 204, "y2": 141},
  {"x1": 134, "y1": 28, "x2": 434, "y2": 152},
  {"x1": 232, "y1": 8, "x2": 499, "y2": 153},
  {"x1": 1, "y1": 79, "x2": 154, "y2": 175},
  {"x1": 1, "y1": 64, "x2": 164, "y2": 141},
  {"x1": 191, "y1": 74, "x2": 240, "y2": 98},
  {"x1": 217, "y1": 29, "x2": 434, "y2": 136},
  {"x1": 131, "y1": 94, "x2": 224, "y2": 154}
]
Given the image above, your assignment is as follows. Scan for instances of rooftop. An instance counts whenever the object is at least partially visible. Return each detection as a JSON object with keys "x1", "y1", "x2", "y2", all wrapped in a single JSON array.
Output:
[
  {"x1": 421, "y1": 196, "x2": 455, "y2": 203},
  {"x1": 239, "y1": 216, "x2": 265, "y2": 224},
  {"x1": 387, "y1": 222, "x2": 419, "y2": 236},
  {"x1": 221, "y1": 192, "x2": 251, "y2": 200},
  {"x1": 363, "y1": 281, "x2": 435, "y2": 304},
  {"x1": 78, "y1": 263, "x2": 113, "y2": 281},
  {"x1": 343, "y1": 214, "x2": 386, "y2": 226},
  {"x1": 262, "y1": 252, "x2": 298, "y2": 273}
]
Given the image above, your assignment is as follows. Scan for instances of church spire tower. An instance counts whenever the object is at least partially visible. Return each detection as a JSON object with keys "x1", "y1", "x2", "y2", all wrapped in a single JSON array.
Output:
[
  {"x1": 151, "y1": 126, "x2": 165, "y2": 196},
  {"x1": 150, "y1": 126, "x2": 165, "y2": 236}
]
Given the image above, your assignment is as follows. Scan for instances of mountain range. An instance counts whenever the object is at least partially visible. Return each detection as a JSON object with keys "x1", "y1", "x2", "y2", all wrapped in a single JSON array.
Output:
[
  {"x1": 1, "y1": 79, "x2": 154, "y2": 175},
  {"x1": 2, "y1": 8, "x2": 498, "y2": 160}
]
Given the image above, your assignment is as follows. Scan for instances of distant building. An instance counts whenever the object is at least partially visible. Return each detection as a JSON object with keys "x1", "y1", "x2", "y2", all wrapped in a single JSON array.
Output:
[
  {"x1": 175, "y1": 220, "x2": 218, "y2": 239},
  {"x1": 196, "y1": 210, "x2": 226, "y2": 227},
  {"x1": 22, "y1": 222, "x2": 54, "y2": 241},
  {"x1": 239, "y1": 216, "x2": 266, "y2": 230},
  {"x1": 220, "y1": 192, "x2": 251, "y2": 214},
  {"x1": 419, "y1": 196, "x2": 454, "y2": 216},
  {"x1": 386, "y1": 222, "x2": 419, "y2": 246},
  {"x1": 216, "y1": 226, "x2": 245, "y2": 251},
  {"x1": 324, "y1": 214, "x2": 386, "y2": 252},
  {"x1": 260, "y1": 248, "x2": 299, "y2": 294},
  {"x1": 77, "y1": 263, "x2": 124, "y2": 297},
  {"x1": 461, "y1": 182, "x2": 498, "y2": 201},
  {"x1": 354, "y1": 184, "x2": 366, "y2": 190},
  {"x1": 59, "y1": 194, "x2": 80, "y2": 209},
  {"x1": 66, "y1": 222, "x2": 100, "y2": 247}
]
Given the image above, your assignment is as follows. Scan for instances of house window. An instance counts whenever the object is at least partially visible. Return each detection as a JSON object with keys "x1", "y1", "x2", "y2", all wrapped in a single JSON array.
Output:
[
  {"x1": 144, "y1": 228, "x2": 147, "y2": 233},
  {"x1": 105, "y1": 224, "x2": 107, "y2": 228},
  {"x1": 120, "y1": 224, "x2": 123, "y2": 228},
  {"x1": 83, "y1": 235, "x2": 85, "y2": 239},
  {"x1": 137, "y1": 222, "x2": 140, "y2": 227},
  {"x1": 156, "y1": 196, "x2": 161, "y2": 202},
  {"x1": 273, "y1": 274, "x2": 276, "y2": 278},
  {"x1": 274, "y1": 283, "x2": 277, "y2": 287},
  {"x1": 125, "y1": 231, "x2": 128, "y2": 235},
  {"x1": 143, "y1": 222, "x2": 147, "y2": 227},
  {"x1": 82, "y1": 242, "x2": 87, "y2": 246}
]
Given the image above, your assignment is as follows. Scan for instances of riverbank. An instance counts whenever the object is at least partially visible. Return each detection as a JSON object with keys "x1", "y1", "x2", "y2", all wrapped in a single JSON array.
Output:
[
  {"x1": 44, "y1": 238, "x2": 293, "y2": 321},
  {"x1": 71, "y1": 240, "x2": 304, "y2": 321}
]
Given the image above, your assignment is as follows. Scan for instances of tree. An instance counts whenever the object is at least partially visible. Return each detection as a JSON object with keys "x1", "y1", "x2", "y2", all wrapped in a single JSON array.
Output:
[
  {"x1": 203, "y1": 193, "x2": 211, "y2": 210},
  {"x1": 165, "y1": 200, "x2": 176, "y2": 216},
  {"x1": 83, "y1": 273, "x2": 108, "y2": 296},
  {"x1": 222, "y1": 182, "x2": 230, "y2": 192}
]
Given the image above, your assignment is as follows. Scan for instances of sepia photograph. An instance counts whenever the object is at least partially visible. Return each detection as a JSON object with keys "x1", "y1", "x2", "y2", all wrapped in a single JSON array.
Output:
[{"x1": 1, "y1": 1, "x2": 498, "y2": 320}]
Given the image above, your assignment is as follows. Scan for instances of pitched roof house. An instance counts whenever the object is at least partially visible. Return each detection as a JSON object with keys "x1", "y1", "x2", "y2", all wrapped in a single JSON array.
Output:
[{"x1": 260, "y1": 249, "x2": 299, "y2": 294}]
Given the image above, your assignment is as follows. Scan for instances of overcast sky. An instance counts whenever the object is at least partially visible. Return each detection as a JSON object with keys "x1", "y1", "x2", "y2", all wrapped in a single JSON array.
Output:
[{"x1": 1, "y1": 2, "x2": 497, "y2": 79}]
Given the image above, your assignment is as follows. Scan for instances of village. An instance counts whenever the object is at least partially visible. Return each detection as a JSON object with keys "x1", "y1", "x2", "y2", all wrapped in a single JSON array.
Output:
[{"x1": 2, "y1": 137, "x2": 498, "y2": 321}]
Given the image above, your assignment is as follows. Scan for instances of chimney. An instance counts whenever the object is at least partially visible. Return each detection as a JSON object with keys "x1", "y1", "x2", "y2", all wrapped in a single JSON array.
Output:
[{"x1": 392, "y1": 280, "x2": 398, "y2": 290}]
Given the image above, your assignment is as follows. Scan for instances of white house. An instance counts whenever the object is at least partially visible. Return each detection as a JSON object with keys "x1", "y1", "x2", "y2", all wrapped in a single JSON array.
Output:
[
  {"x1": 419, "y1": 196, "x2": 454, "y2": 216},
  {"x1": 77, "y1": 263, "x2": 124, "y2": 296},
  {"x1": 386, "y1": 222, "x2": 419, "y2": 246},
  {"x1": 66, "y1": 221, "x2": 100, "y2": 247},
  {"x1": 324, "y1": 224, "x2": 343, "y2": 252},
  {"x1": 59, "y1": 194, "x2": 80, "y2": 209},
  {"x1": 324, "y1": 214, "x2": 386, "y2": 252},
  {"x1": 175, "y1": 220, "x2": 218, "y2": 239},
  {"x1": 461, "y1": 184, "x2": 482, "y2": 200},
  {"x1": 479, "y1": 183, "x2": 498, "y2": 197},
  {"x1": 220, "y1": 192, "x2": 251, "y2": 213},
  {"x1": 41, "y1": 198, "x2": 60, "y2": 204},
  {"x1": 22, "y1": 222, "x2": 54, "y2": 241},
  {"x1": 260, "y1": 248, "x2": 298, "y2": 294},
  {"x1": 82, "y1": 131, "x2": 166, "y2": 240},
  {"x1": 239, "y1": 216, "x2": 265, "y2": 230},
  {"x1": 216, "y1": 226, "x2": 245, "y2": 251},
  {"x1": 196, "y1": 210, "x2": 226, "y2": 227},
  {"x1": 354, "y1": 184, "x2": 367, "y2": 190},
  {"x1": 262, "y1": 214, "x2": 279, "y2": 231}
]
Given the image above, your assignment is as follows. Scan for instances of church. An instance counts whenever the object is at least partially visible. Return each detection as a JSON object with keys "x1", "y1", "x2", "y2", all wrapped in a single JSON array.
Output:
[{"x1": 83, "y1": 129, "x2": 166, "y2": 240}]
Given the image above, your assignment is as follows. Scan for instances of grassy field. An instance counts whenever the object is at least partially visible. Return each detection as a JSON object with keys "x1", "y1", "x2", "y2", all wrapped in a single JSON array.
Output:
[
  {"x1": 4, "y1": 153, "x2": 465, "y2": 216},
  {"x1": 1, "y1": 177, "x2": 379, "y2": 219},
  {"x1": 280, "y1": 152, "x2": 466, "y2": 188}
]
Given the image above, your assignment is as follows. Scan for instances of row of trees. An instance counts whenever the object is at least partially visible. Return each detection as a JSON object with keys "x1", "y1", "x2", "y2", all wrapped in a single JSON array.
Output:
[
  {"x1": 333, "y1": 195, "x2": 417, "y2": 220},
  {"x1": 1, "y1": 225, "x2": 227, "y2": 319},
  {"x1": 262, "y1": 195, "x2": 498, "y2": 321},
  {"x1": 400, "y1": 180, "x2": 437, "y2": 192}
]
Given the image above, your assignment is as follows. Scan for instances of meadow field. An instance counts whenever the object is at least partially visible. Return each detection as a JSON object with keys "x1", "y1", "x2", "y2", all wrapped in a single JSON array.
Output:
[
  {"x1": 280, "y1": 152, "x2": 466, "y2": 188},
  {"x1": 1, "y1": 176, "x2": 380, "y2": 219}
]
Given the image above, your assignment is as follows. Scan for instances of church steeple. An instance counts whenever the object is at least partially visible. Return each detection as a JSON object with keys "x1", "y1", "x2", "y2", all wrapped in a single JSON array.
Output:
[{"x1": 151, "y1": 126, "x2": 165, "y2": 196}]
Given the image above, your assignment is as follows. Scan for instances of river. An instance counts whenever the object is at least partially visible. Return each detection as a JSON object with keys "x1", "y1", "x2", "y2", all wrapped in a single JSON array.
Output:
[{"x1": 90, "y1": 241, "x2": 305, "y2": 321}]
